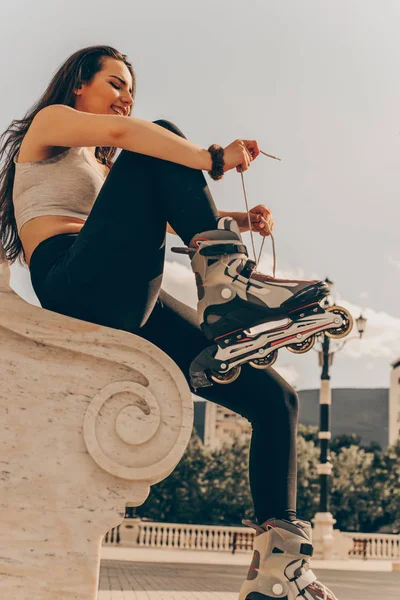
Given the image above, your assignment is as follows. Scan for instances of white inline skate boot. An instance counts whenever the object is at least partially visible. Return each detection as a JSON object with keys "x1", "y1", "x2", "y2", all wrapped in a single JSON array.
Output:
[
  {"x1": 239, "y1": 518, "x2": 338, "y2": 600},
  {"x1": 172, "y1": 217, "x2": 353, "y2": 390}
]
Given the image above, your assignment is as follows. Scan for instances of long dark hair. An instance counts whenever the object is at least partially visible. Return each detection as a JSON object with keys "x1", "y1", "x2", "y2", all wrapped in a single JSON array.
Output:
[{"x1": 0, "y1": 45, "x2": 136, "y2": 266}]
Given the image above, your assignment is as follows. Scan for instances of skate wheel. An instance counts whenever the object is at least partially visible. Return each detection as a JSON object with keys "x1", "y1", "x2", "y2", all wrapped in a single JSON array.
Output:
[
  {"x1": 287, "y1": 335, "x2": 316, "y2": 354},
  {"x1": 209, "y1": 365, "x2": 241, "y2": 385},
  {"x1": 249, "y1": 349, "x2": 278, "y2": 369},
  {"x1": 325, "y1": 305, "x2": 353, "y2": 339}
]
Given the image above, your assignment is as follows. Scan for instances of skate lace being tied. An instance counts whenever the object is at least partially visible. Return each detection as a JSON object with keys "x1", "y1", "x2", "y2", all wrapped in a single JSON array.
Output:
[
  {"x1": 239, "y1": 151, "x2": 278, "y2": 277},
  {"x1": 214, "y1": 149, "x2": 279, "y2": 278}
]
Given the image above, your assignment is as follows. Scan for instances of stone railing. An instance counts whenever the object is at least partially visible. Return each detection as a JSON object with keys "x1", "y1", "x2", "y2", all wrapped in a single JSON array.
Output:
[
  {"x1": 103, "y1": 519, "x2": 255, "y2": 552},
  {"x1": 103, "y1": 519, "x2": 400, "y2": 560},
  {"x1": 344, "y1": 532, "x2": 400, "y2": 560},
  {"x1": 0, "y1": 258, "x2": 193, "y2": 600}
]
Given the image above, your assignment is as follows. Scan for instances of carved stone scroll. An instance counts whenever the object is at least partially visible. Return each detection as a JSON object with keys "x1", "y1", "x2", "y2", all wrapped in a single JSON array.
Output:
[{"x1": 0, "y1": 260, "x2": 193, "y2": 599}]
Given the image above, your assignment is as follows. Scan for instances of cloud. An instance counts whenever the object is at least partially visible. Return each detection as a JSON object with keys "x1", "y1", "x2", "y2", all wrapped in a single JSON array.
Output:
[
  {"x1": 162, "y1": 260, "x2": 198, "y2": 308},
  {"x1": 334, "y1": 293, "x2": 400, "y2": 360}
]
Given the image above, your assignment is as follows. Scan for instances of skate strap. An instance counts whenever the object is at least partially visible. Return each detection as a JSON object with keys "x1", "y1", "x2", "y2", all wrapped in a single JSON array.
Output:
[
  {"x1": 171, "y1": 246, "x2": 189, "y2": 254},
  {"x1": 171, "y1": 243, "x2": 247, "y2": 258},
  {"x1": 294, "y1": 568, "x2": 318, "y2": 592},
  {"x1": 171, "y1": 246, "x2": 196, "y2": 257},
  {"x1": 199, "y1": 243, "x2": 248, "y2": 257}
]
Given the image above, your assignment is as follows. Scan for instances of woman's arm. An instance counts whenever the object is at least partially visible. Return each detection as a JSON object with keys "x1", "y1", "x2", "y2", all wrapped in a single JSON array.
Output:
[
  {"x1": 167, "y1": 207, "x2": 273, "y2": 237},
  {"x1": 218, "y1": 210, "x2": 250, "y2": 231},
  {"x1": 115, "y1": 117, "x2": 213, "y2": 171},
  {"x1": 166, "y1": 210, "x2": 225, "y2": 236},
  {"x1": 220, "y1": 207, "x2": 274, "y2": 235}
]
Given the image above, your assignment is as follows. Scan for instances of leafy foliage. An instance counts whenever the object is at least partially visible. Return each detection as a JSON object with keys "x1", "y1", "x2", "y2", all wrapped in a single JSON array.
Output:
[{"x1": 136, "y1": 423, "x2": 400, "y2": 533}]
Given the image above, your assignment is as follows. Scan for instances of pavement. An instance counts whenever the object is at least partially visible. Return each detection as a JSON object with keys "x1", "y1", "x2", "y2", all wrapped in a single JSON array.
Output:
[
  {"x1": 98, "y1": 554, "x2": 400, "y2": 600},
  {"x1": 101, "y1": 545, "x2": 396, "y2": 571}
]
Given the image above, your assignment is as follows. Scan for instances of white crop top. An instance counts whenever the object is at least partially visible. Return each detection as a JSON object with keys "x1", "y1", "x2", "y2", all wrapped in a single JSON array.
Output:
[{"x1": 12, "y1": 146, "x2": 107, "y2": 234}]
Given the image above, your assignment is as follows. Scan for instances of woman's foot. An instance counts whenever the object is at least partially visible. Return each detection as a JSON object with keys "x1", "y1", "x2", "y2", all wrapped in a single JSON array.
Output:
[{"x1": 239, "y1": 518, "x2": 339, "y2": 599}]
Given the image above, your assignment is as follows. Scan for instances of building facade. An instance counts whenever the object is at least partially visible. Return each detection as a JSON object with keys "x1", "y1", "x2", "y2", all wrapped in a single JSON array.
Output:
[
  {"x1": 194, "y1": 361, "x2": 400, "y2": 450},
  {"x1": 389, "y1": 359, "x2": 400, "y2": 446}
]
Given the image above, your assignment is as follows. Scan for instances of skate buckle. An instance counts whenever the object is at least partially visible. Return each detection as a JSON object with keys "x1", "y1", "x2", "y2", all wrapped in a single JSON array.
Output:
[
  {"x1": 300, "y1": 542, "x2": 313, "y2": 557},
  {"x1": 171, "y1": 246, "x2": 196, "y2": 258}
]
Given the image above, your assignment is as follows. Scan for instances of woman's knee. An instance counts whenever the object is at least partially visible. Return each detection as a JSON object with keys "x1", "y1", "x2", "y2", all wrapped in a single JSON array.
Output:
[
  {"x1": 271, "y1": 377, "x2": 299, "y2": 416},
  {"x1": 267, "y1": 369, "x2": 299, "y2": 416},
  {"x1": 285, "y1": 387, "x2": 299, "y2": 417},
  {"x1": 245, "y1": 369, "x2": 299, "y2": 422},
  {"x1": 153, "y1": 119, "x2": 187, "y2": 140}
]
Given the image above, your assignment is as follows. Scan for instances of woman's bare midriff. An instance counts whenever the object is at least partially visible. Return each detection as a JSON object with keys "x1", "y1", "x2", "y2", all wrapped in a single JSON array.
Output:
[
  {"x1": 16, "y1": 129, "x2": 110, "y2": 268},
  {"x1": 21, "y1": 217, "x2": 86, "y2": 268}
]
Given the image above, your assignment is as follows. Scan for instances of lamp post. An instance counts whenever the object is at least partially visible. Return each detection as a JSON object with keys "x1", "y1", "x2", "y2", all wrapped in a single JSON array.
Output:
[{"x1": 311, "y1": 278, "x2": 367, "y2": 559}]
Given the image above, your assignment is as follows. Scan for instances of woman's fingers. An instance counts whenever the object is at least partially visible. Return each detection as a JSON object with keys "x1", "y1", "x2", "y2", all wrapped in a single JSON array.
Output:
[
  {"x1": 223, "y1": 139, "x2": 254, "y2": 173},
  {"x1": 235, "y1": 140, "x2": 258, "y2": 172},
  {"x1": 249, "y1": 205, "x2": 275, "y2": 236},
  {"x1": 243, "y1": 140, "x2": 260, "y2": 160}
]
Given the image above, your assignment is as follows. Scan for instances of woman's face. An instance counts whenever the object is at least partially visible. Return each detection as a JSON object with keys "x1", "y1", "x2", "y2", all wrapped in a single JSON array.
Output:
[{"x1": 74, "y1": 56, "x2": 134, "y2": 117}]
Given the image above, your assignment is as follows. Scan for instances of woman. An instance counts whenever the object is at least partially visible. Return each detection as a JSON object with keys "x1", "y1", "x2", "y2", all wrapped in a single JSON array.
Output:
[{"x1": 0, "y1": 45, "x2": 338, "y2": 600}]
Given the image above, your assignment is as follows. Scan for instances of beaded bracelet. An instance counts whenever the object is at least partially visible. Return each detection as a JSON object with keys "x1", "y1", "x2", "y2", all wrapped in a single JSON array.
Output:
[{"x1": 207, "y1": 144, "x2": 225, "y2": 180}]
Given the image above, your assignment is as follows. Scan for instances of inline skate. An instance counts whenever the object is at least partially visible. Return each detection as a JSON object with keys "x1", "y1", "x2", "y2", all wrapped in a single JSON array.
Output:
[
  {"x1": 239, "y1": 517, "x2": 338, "y2": 599},
  {"x1": 172, "y1": 217, "x2": 353, "y2": 390}
]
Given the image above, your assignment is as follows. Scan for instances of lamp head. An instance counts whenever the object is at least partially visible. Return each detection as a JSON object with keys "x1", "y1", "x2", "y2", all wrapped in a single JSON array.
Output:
[{"x1": 356, "y1": 313, "x2": 367, "y2": 338}]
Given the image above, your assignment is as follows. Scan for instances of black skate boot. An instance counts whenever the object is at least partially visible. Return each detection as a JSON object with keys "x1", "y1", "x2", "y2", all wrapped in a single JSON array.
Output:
[{"x1": 172, "y1": 217, "x2": 353, "y2": 389}]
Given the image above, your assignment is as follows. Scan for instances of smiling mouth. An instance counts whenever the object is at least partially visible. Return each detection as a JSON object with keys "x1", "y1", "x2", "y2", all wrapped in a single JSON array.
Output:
[{"x1": 111, "y1": 106, "x2": 125, "y2": 116}]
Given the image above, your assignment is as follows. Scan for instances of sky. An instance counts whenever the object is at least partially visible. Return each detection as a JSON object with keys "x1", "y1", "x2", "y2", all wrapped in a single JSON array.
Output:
[{"x1": 1, "y1": 0, "x2": 399, "y2": 392}]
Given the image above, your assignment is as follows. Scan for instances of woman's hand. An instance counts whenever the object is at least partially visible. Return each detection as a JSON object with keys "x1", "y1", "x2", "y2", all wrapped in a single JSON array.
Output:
[
  {"x1": 223, "y1": 139, "x2": 260, "y2": 173},
  {"x1": 234, "y1": 205, "x2": 275, "y2": 236}
]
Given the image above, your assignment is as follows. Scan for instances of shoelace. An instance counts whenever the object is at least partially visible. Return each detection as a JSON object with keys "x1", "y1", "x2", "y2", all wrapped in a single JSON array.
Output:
[{"x1": 239, "y1": 149, "x2": 280, "y2": 277}]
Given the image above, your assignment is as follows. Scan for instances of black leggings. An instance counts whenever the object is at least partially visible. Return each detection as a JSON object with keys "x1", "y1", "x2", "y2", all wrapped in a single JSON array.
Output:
[{"x1": 29, "y1": 119, "x2": 299, "y2": 525}]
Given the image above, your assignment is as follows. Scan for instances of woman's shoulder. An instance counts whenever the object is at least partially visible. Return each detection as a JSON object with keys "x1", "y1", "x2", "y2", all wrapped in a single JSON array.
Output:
[
  {"x1": 16, "y1": 128, "x2": 70, "y2": 165},
  {"x1": 16, "y1": 126, "x2": 110, "y2": 178}
]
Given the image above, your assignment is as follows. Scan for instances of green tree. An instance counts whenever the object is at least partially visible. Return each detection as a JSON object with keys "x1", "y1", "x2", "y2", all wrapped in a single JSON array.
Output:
[
  {"x1": 137, "y1": 430, "x2": 254, "y2": 526},
  {"x1": 330, "y1": 445, "x2": 378, "y2": 532},
  {"x1": 331, "y1": 433, "x2": 382, "y2": 455},
  {"x1": 202, "y1": 435, "x2": 254, "y2": 525},
  {"x1": 136, "y1": 423, "x2": 400, "y2": 533},
  {"x1": 136, "y1": 427, "x2": 209, "y2": 523},
  {"x1": 296, "y1": 429, "x2": 320, "y2": 522},
  {"x1": 331, "y1": 433, "x2": 363, "y2": 454},
  {"x1": 380, "y1": 439, "x2": 400, "y2": 533},
  {"x1": 297, "y1": 423, "x2": 319, "y2": 445}
]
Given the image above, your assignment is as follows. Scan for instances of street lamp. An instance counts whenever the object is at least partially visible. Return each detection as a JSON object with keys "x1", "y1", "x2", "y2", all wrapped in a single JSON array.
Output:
[
  {"x1": 355, "y1": 314, "x2": 367, "y2": 338},
  {"x1": 311, "y1": 277, "x2": 367, "y2": 559}
]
